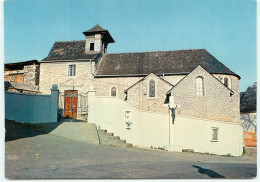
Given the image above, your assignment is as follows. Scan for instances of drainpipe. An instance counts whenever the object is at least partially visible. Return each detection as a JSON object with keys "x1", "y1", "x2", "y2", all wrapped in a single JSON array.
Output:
[
  {"x1": 168, "y1": 105, "x2": 171, "y2": 146},
  {"x1": 90, "y1": 60, "x2": 93, "y2": 74}
]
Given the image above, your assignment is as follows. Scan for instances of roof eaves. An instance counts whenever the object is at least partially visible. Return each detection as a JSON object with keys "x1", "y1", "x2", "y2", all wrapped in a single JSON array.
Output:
[
  {"x1": 40, "y1": 59, "x2": 96, "y2": 63},
  {"x1": 203, "y1": 50, "x2": 240, "y2": 80}
]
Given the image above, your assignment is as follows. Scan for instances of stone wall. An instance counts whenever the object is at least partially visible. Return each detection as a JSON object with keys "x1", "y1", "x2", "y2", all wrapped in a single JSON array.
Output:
[
  {"x1": 4, "y1": 72, "x2": 24, "y2": 84},
  {"x1": 126, "y1": 74, "x2": 173, "y2": 114},
  {"x1": 39, "y1": 61, "x2": 95, "y2": 94},
  {"x1": 170, "y1": 66, "x2": 240, "y2": 122},
  {"x1": 162, "y1": 75, "x2": 185, "y2": 86},
  {"x1": 5, "y1": 65, "x2": 40, "y2": 86},
  {"x1": 85, "y1": 34, "x2": 102, "y2": 54},
  {"x1": 40, "y1": 61, "x2": 145, "y2": 97},
  {"x1": 24, "y1": 65, "x2": 40, "y2": 85},
  {"x1": 39, "y1": 62, "x2": 240, "y2": 122}
]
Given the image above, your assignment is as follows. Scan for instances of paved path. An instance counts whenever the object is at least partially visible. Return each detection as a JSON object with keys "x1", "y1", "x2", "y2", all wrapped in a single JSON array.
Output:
[{"x1": 5, "y1": 131, "x2": 256, "y2": 179}]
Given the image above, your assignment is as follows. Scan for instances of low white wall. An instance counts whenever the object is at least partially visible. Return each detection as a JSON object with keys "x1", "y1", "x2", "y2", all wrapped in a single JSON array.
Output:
[
  {"x1": 173, "y1": 116, "x2": 244, "y2": 156},
  {"x1": 88, "y1": 96, "x2": 170, "y2": 148},
  {"x1": 88, "y1": 91, "x2": 244, "y2": 156}
]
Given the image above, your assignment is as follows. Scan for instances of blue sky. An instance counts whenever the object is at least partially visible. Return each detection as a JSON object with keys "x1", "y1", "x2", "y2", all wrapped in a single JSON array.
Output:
[{"x1": 4, "y1": 0, "x2": 256, "y2": 91}]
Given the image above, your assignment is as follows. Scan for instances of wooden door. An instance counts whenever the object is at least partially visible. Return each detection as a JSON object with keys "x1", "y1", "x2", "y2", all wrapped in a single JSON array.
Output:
[{"x1": 64, "y1": 90, "x2": 78, "y2": 119}]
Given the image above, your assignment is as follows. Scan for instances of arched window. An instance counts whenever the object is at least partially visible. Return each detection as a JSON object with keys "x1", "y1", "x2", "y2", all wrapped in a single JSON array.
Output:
[
  {"x1": 111, "y1": 87, "x2": 117, "y2": 97},
  {"x1": 149, "y1": 80, "x2": 155, "y2": 97},
  {"x1": 224, "y1": 77, "x2": 229, "y2": 88},
  {"x1": 196, "y1": 77, "x2": 204, "y2": 96}
]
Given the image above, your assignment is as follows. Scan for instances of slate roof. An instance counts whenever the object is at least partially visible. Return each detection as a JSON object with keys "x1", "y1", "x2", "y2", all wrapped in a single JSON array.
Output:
[
  {"x1": 42, "y1": 40, "x2": 99, "y2": 61},
  {"x1": 83, "y1": 24, "x2": 115, "y2": 43},
  {"x1": 5, "y1": 60, "x2": 39, "y2": 71},
  {"x1": 83, "y1": 24, "x2": 106, "y2": 33},
  {"x1": 96, "y1": 49, "x2": 240, "y2": 79}
]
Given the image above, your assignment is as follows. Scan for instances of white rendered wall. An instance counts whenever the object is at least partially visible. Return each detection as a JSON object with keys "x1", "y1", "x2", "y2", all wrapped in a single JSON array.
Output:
[
  {"x1": 172, "y1": 116, "x2": 244, "y2": 156},
  {"x1": 88, "y1": 91, "x2": 244, "y2": 156},
  {"x1": 87, "y1": 93, "x2": 169, "y2": 148}
]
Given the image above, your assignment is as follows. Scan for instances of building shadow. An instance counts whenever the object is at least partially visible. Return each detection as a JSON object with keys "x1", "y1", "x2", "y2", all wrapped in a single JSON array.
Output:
[
  {"x1": 5, "y1": 119, "x2": 61, "y2": 142},
  {"x1": 192, "y1": 165, "x2": 226, "y2": 178}
]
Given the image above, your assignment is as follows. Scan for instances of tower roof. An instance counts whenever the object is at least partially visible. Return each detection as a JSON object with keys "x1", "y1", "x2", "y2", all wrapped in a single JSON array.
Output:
[
  {"x1": 83, "y1": 24, "x2": 115, "y2": 43},
  {"x1": 84, "y1": 24, "x2": 106, "y2": 33}
]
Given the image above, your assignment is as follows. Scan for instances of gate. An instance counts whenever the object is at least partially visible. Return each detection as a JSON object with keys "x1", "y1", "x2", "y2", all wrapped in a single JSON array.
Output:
[
  {"x1": 59, "y1": 91, "x2": 88, "y2": 120},
  {"x1": 64, "y1": 90, "x2": 78, "y2": 119}
]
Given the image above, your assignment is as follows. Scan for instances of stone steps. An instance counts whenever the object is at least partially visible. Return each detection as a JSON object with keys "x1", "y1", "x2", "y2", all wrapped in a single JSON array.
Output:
[{"x1": 97, "y1": 127, "x2": 132, "y2": 148}]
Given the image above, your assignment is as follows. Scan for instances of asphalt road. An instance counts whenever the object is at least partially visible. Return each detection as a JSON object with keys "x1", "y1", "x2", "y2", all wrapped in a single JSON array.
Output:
[{"x1": 5, "y1": 123, "x2": 257, "y2": 179}]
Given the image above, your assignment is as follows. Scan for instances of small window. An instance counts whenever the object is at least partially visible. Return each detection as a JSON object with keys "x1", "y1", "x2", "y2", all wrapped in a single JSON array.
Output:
[
  {"x1": 111, "y1": 87, "x2": 117, "y2": 97},
  {"x1": 149, "y1": 80, "x2": 155, "y2": 97},
  {"x1": 224, "y1": 77, "x2": 229, "y2": 88},
  {"x1": 124, "y1": 92, "x2": 128, "y2": 101},
  {"x1": 68, "y1": 65, "x2": 76, "y2": 77},
  {"x1": 90, "y1": 43, "x2": 94, "y2": 51},
  {"x1": 164, "y1": 93, "x2": 171, "y2": 104},
  {"x1": 196, "y1": 77, "x2": 204, "y2": 96},
  {"x1": 211, "y1": 127, "x2": 218, "y2": 142}
]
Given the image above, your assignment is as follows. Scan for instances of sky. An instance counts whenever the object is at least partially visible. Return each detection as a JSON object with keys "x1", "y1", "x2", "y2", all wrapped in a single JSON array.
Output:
[{"x1": 3, "y1": 0, "x2": 257, "y2": 91}]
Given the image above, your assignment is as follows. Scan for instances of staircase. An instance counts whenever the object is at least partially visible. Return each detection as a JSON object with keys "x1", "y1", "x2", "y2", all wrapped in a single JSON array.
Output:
[
  {"x1": 45, "y1": 121, "x2": 133, "y2": 148},
  {"x1": 97, "y1": 128, "x2": 132, "y2": 147}
]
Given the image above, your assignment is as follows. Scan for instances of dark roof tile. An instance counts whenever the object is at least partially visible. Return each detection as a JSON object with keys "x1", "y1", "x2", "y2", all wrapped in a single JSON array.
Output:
[
  {"x1": 96, "y1": 49, "x2": 240, "y2": 78},
  {"x1": 84, "y1": 24, "x2": 106, "y2": 33},
  {"x1": 42, "y1": 40, "x2": 99, "y2": 61}
]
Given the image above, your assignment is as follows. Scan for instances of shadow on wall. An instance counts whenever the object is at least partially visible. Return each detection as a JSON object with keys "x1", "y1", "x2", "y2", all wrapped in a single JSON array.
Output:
[
  {"x1": 192, "y1": 165, "x2": 226, "y2": 178},
  {"x1": 5, "y1": 119, "x2": 61, "y2": 142}
]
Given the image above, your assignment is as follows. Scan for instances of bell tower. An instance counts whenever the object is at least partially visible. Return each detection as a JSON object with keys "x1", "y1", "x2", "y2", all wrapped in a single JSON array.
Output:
[{"x1": 83, "y1": 25, "x2": 115, "y2": 54}]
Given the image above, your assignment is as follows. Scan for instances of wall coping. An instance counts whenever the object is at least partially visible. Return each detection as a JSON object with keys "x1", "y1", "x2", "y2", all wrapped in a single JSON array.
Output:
[
  {"x1": 94, "y1": 96, "x2": 242, "y2": 126},
  {"x1": 5, "y1": 91, "x2": 50, "y2": 97}
]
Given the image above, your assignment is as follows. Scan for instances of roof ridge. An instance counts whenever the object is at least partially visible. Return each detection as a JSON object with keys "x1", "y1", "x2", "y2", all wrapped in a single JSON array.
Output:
[
  {"x1": 84, "y1": 24, "x2": 107, "y2": 33},
  {"x1": 55, "y1": 40, "x2": 85, "y2": 43},
  {"x1": 105, "y1": 49, "x2": 207, "y2": 55}
]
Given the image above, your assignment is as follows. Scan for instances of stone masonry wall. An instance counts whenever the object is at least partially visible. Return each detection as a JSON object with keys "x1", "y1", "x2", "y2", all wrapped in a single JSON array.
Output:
[
  {"x1": 39, "y1": 62, "x2": 239, "y2": 122},
  {"x1": 39, "y1": 62, "x2": 95, "y2": 94},
  {"x1": 126, "y1": 74, "x2": 173, "y2": 114},
  {"x1": 24, "y1": 65, "x2": 40, "y2": 85},
  {"x1": 171, "y1": 66, "x2": 240, "y2": 122},
  {"x1": 85, "y1": 34, "x2": 102, "y2": 54},
  {"x1": 4, "y1": 72, "x2": 24, "y2": 84},
  {"x1": 39, "y1": 61, "x2": 143, "y2": 97},
  {"x1": 162, "y1": 75, "x2": 185, "y2": 86}
]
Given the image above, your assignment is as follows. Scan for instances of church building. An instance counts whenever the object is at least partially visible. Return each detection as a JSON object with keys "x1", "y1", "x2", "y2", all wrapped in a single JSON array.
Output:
[
  {"x1": 38, "y1": 25, "x2": 243, "y2": 156},
  {"x1": 40, "y1": 25, "x2": 240, "y2": 121}
]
